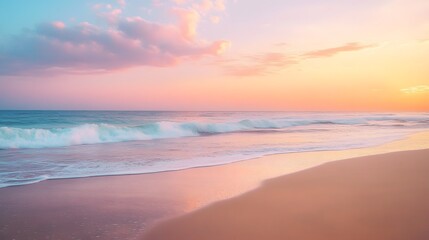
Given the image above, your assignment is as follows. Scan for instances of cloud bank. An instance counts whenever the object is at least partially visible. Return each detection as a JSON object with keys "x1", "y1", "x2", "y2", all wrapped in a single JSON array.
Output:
[{"x1": 0, "y1": 3, "x2": 229, "y2": 76}]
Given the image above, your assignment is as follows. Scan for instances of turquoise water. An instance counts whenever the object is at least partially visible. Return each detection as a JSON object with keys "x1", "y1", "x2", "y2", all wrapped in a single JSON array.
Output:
[{"x1": 0, "y1": 111, "x2": 428, "y2": 187}]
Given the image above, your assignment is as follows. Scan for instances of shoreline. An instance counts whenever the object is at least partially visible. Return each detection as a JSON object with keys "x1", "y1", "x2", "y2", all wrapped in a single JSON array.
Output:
[
  {"x1": 1, "y1": 132, "x2": 429, "y2": 239},
  {"x1": 3, "y1": 131, "x2": 429, "y2": 189},
  {"x1": 143, "y1": 148, "x2": 429, "y2": 240}
]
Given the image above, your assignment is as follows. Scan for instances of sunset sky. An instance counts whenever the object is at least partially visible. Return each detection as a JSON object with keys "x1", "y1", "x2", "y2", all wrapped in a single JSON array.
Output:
[{"x1": 0, "y1": 0, "x2": 428, "y2": 111}]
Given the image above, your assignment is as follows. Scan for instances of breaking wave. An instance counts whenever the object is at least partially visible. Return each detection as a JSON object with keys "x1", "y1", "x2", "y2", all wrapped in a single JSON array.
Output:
[{"x1": 0, "y1": 116, "x2": 424, "y2": 149}]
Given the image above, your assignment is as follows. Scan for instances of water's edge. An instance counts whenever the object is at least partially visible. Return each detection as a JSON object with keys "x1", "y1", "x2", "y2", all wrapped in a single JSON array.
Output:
[{"x1": 4, "y1": 131, "x2": 429, "y2": 189}]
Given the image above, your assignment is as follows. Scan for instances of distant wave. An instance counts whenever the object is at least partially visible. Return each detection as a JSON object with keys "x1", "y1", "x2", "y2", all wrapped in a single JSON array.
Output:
[{"x1": 0, "y1": 116, "x2": 424, "y2": 149}]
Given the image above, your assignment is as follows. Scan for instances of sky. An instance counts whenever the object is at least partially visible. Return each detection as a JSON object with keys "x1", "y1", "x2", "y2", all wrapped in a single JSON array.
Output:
[{"x1": 0, "y1": 0, "x2": 428, "y2": 111}]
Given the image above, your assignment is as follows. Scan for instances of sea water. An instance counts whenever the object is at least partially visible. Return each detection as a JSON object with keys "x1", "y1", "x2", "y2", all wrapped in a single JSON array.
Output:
[{"x1": 0, "y1": 111, "x2": 428, "y2": 188}]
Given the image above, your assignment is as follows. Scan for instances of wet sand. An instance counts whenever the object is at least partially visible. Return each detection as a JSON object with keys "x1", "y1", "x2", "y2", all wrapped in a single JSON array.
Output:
[
  {"x1": 1, "y1": 132, "x2": 429, "y2": 239},
  {"x1": 143, "y1": 149, "x2": 429, "y2": 240}
]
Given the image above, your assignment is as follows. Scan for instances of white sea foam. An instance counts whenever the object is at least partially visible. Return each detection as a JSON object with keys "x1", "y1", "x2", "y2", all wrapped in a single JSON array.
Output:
[
  {"x1": 1, "y1": 112, "x2": 428, "y2": 188},
  {"x1": 0, "y1": 123, "x2": 190, "y2": 149},
  {"x1": 0, "y1": 115, "x2": 427, "y2": 149}
]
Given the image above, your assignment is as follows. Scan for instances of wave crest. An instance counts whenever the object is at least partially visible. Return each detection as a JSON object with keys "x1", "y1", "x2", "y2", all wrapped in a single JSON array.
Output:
[{"x1": 0, "y1": 115, "x2": 422, "y2": 149}]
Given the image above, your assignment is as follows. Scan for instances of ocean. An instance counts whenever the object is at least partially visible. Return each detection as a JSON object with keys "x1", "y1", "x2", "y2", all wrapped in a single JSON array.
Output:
[{"x1": 0, "y1": 111, "x2": 428, "y2": 188}]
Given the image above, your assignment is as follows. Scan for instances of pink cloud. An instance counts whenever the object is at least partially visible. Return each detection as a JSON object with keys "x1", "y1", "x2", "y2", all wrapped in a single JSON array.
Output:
[
  {"x1": 303, "y1": 42, "x2": 376, "y2": 58},
  {"x1": 98, "y1": 8, "x2": 123, "y2": 24},
  {"x1": 221, "y1": 41, "x2": 375, "y2": 77},
  {"x1": 173, "y1": 8, "x2": 200, "y2": 41},
  {"x1": 209, "y1": 41, "x2": 230, "y2": 54},
  {"x1": 220, "y1": 42, "x2": 375, "y2": 77},
  {"x1": 52, "y1": 21, "x2": 66, "y2": 29},
  {"x1": 0, "y1": 8, "x2": 229, "y2": 76}
]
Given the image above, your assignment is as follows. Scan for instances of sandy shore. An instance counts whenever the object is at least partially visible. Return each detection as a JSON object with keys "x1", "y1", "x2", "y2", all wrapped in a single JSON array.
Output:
[
  {"x1": 143, "y1": 149, "x2": 429, "y2": 240},
  {"x1": 1, "y1": 132, "x2": 429, "y2": 239}
]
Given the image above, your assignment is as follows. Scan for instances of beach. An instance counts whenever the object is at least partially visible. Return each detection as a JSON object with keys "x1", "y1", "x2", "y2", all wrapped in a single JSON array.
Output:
[
  {"x1": 143, "y1": 149, "x2": 429, "y2": 240},
  {"x1": 2, "y1": 0, "x2": 429, "y2": 238},
  {"x1": 1, "y1": 132, "x2": 429, "y2": 239}
]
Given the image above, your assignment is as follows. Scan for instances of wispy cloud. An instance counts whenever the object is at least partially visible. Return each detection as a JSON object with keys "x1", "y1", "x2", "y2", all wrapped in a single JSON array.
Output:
[
  {"x1": 222, "y1": 52, "x2": 296, "y2": 76},
  {"x1": 0, "y1": 3, "x2": 229, "y2": 76},
  {"x1": 302, "y1": 42, "x2": 376, "y2": 58},
  {"x1": 220, "y1": 41, "x2": 374, "y2": 77},
  {"x1": 400, "y1": 85, "x2": 429, "y2": 94}
]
